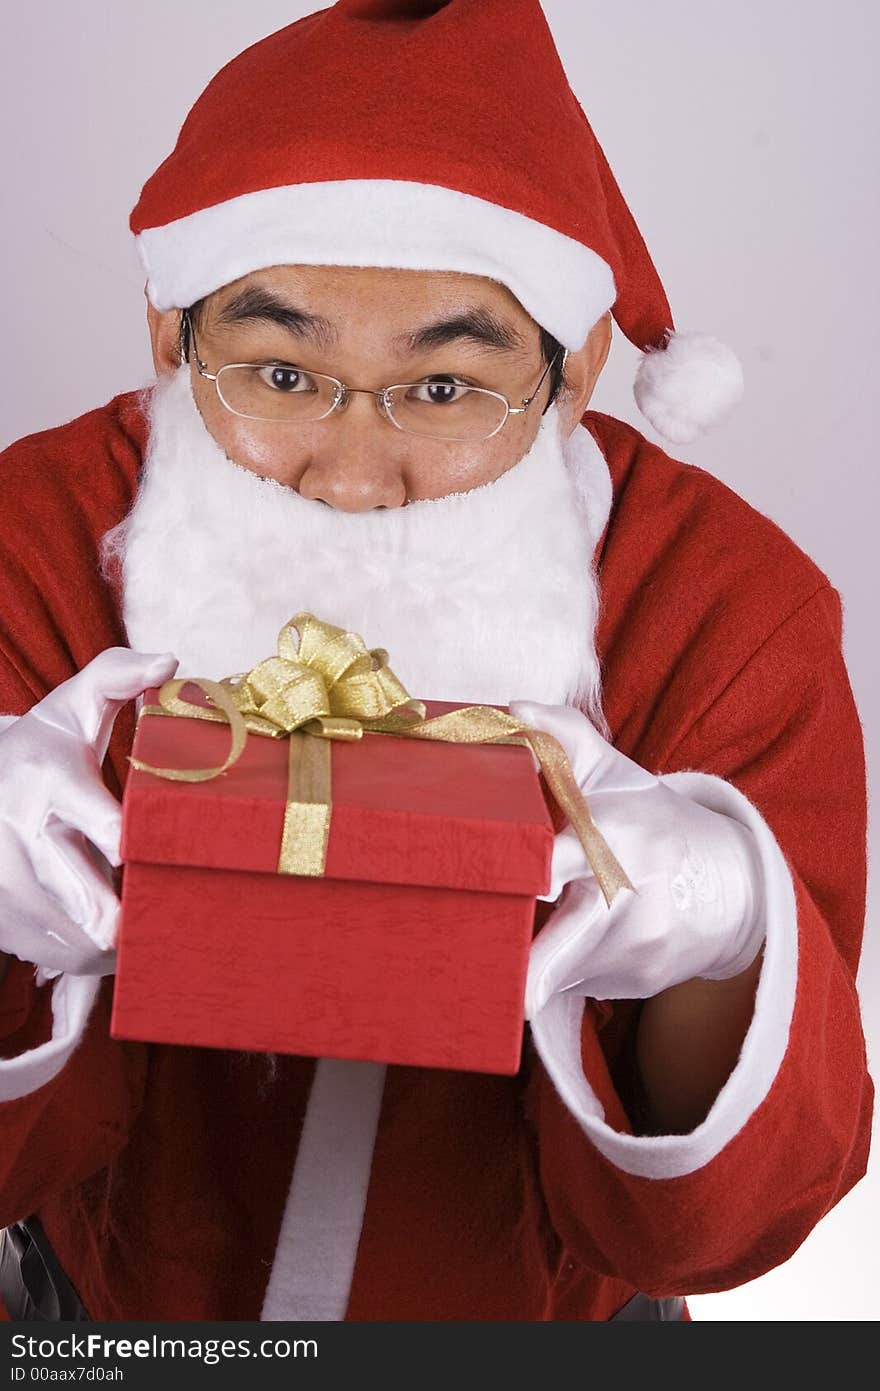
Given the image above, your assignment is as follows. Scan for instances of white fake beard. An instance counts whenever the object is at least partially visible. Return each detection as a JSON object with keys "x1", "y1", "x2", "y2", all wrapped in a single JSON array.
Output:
[{"x1": 103, "y1": 363, "x2": 611, "y2": 723}]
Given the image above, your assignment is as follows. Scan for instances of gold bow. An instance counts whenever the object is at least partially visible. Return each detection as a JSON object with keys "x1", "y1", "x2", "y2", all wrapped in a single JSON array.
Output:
[{"x1": 131, "y1": 613, "x2": 632, "y2": 904}]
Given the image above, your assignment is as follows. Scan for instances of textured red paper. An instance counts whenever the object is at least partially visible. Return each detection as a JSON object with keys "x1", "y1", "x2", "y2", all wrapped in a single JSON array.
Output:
[{"x1": 112, "y1": 696, "x2": 554, "y2": 1073}]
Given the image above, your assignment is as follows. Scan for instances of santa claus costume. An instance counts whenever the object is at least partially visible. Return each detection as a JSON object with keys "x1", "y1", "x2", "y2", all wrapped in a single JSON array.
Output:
[{"x1": 0, "y1": 0, "x2": 870, "y2": 1322}]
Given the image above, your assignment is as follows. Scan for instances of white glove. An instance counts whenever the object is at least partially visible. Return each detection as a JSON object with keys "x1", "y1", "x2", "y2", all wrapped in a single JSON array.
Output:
[
  {"x1": 0, "y1": 648, "x2": 178, "y2": 982},
  {"x1": 508, "y1": 700, "x2": 766, "y2": 1011}
]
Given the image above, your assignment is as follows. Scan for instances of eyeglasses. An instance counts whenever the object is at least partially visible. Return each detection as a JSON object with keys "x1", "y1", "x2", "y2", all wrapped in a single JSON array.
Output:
[{"x1": 182, "y1": 310, "x2": 564, "y2": 443}]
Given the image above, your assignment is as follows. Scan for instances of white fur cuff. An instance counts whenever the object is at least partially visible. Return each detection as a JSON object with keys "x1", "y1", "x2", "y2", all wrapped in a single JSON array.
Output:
[
  {"x1": 529, "y1": 771, "x2": 797, "y2": 1178},
  {"x1": 0, "y1": 972, "x2": 101, "y2": 1102}
]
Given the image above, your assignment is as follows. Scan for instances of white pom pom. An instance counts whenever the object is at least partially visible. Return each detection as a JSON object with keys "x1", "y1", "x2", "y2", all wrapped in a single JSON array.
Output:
[{"x1": 633, "y1": 330, "x2": 744, "y2": 445}]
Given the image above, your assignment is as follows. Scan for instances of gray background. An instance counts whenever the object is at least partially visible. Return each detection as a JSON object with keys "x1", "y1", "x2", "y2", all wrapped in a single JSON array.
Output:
[{"x1": 1, "y1": 1, "x2": 876, "y2": 1318}]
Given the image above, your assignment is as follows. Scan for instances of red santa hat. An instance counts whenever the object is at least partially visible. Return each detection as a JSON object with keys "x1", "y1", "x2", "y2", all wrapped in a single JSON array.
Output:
[{"x1": 130, "y1": 0, "x2": 743, "y2": 445}]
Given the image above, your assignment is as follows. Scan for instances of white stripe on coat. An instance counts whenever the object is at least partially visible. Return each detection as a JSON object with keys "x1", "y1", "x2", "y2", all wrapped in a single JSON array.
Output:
[{"x1": 260, "y1": 1058, "x2": 387, "y2": 1321}]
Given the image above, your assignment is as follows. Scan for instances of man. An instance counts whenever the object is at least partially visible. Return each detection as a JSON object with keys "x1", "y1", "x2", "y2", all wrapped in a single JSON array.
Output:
[{"x1": 0, "y1": 0, "x2": 871, "y2": 1322}]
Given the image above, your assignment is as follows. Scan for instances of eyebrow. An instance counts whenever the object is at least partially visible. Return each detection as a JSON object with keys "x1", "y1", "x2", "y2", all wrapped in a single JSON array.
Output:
[
  {"x1": 396, "y1": 307, "x2": 527, "y2": 356},
  {"x1": 211, "y1": 287, "x2": 526, "y2": 358},
  {"x1": 212, "y1": 287, "x2": 337, "y2": 350}
]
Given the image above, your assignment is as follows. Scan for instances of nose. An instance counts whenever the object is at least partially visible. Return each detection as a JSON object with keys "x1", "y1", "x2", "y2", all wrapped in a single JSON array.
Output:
[{"x1": 296, "y1": 390, "x2": 408, "y2": 512}]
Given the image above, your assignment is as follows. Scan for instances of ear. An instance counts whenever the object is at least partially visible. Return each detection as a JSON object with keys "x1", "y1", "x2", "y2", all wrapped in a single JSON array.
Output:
[
  {"x1": 146, "y1": 288, "x2": 184, "y2": 377},
  {"x1": 555, "y1": 311, "x2": 612, "y2": 437}
]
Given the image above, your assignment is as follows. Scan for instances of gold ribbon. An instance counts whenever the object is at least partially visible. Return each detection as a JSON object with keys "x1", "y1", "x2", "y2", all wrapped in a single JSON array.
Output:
[{"x1": 131, "y1": 613, "x2": 632, "y2": 905}]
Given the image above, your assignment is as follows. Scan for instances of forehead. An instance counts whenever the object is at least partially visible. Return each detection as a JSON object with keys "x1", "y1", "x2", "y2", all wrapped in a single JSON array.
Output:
[{"x1": 208, "y1": 263, "x2": 535, "y2": 331}]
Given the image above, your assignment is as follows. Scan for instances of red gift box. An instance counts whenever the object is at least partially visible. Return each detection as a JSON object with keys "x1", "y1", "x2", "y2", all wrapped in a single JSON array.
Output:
[{"x1": 111, "y1": 693, "x2": 554, "y2": 1074}]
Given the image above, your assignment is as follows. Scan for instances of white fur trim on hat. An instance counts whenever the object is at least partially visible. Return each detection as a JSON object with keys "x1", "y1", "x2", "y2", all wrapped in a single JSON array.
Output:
[
  {"x1": 633, "y1": 330, "x2": 745, "y2": 445},
  {"x1": 134, "y1": 179, "x2": 617, "y2": 351}
]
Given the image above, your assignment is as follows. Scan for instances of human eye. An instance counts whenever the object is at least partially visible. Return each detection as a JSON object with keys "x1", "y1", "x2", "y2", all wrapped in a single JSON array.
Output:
[
  {"x1": 254, "y1": 363, "x2": 318, "y2": 393},
  {"x1": 405, "y1": 375, "x2": 478, "y2": 406}
]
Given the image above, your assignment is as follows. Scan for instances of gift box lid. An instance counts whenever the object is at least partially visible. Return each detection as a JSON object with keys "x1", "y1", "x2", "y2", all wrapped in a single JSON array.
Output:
[{"x1": 121, "y1": 694, "x2": 554, "y2": 896}]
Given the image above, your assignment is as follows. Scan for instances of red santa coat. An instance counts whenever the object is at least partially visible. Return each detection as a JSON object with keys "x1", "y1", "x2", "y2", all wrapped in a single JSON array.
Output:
[{"x1": 0, "y1": 390, "x2": 871, "y2": 1320}]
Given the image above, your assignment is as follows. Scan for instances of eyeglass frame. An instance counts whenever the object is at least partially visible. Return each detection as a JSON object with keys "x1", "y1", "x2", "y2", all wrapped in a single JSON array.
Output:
[{"x1": 181, "y1": 308, "x2": 567, "y2": 442}]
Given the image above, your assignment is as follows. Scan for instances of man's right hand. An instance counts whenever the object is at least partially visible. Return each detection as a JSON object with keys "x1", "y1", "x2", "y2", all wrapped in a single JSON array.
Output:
[{"x1": 0, "y1": 648, "x2": 178, "y2": 982}]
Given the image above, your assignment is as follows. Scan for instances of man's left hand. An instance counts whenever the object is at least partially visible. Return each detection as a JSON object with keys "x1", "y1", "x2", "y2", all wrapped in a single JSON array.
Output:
[{"x1": 508, "y1": 700, "x2": 767, "y2": 1014}]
